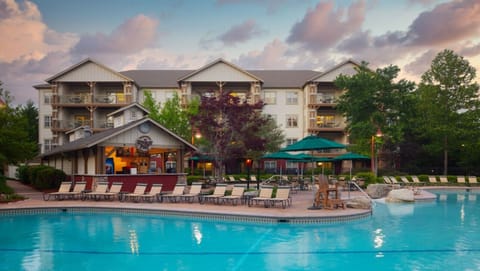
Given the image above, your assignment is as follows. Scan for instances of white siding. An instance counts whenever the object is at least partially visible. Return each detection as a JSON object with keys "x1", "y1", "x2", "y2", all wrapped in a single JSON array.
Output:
[
  {"x1": 315, "y1": 62, "x2": 357, "y2": 82},
  {"x1": 56, "y1": 62, "x2": 128, "y2": 82},
  {"x1": 186, "y1": 62, "x2": 257, "y2": 82}
]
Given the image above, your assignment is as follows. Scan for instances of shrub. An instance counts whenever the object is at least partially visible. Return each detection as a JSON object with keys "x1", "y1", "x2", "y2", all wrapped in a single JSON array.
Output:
[{"x1": 32, "y1": 167, "x2": 66, "y2": 190}]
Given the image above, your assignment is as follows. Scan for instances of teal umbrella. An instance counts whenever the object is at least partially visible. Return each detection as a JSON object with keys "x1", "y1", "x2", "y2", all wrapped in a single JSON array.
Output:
[
  {"x1": 333, "y1": 152, "x2": 370, "y2": 161},
  {"x1": 262, "y1": 152, "x2": 304, "y2": 160},
  {"x1": 280, "y1": 135, "x2": 345, "y2": 152}
]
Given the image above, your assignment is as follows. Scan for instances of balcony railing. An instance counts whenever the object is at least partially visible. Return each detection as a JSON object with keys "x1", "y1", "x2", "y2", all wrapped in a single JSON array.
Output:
[
  {"x1": 54, "y1": 94, "x2": 131, "y2": 105},
  {"x1": 309, "y1": 94, "x2": 337, "y2": 105},
  {"x1": 51, "y1": 119, "x2": 114, "y2": 130}
]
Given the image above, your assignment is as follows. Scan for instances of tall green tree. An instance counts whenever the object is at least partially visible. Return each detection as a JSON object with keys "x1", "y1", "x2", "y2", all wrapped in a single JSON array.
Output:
[
  {"x1": 415, "y1": 49, "x2": 480, "y2": 175},
  {"x1": 334, "y1": 62, "x2": 415, "y2": 167},
  {"x1": 142, "y1": 91, "x2": 199, "y2": 142},
  {"x1": 191, "y1": 90, "x2": 284, "y2": 179},
  {"x1": 0, "y1": 83, "x2": 38, "y2": 174}
]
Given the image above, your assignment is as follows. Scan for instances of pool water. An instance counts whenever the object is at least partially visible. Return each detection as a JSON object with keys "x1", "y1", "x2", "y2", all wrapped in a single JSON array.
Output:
[{"x1": 1, "y1": 190, "x2": 479, "y2": 271}]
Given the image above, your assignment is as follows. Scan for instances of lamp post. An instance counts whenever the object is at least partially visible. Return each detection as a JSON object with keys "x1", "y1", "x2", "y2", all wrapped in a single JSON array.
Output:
[
  {"x1": 246, "y1": 159, "x2": 252, "y2": 189},
  {"x1": 371, "y1": 128, "x2": 383, "y2": 177},
  {"x1": 190, "y1": 129, "x2": 201, "y2": 174}
]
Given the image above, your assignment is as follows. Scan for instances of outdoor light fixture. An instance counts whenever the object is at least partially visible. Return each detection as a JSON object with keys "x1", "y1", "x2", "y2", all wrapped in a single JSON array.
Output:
[{"x1": 371, "y1": 128, "x2": 383, "y2": 177}]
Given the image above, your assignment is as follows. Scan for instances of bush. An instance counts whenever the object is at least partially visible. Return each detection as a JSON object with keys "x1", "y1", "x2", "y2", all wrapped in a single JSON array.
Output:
[
  {"x1": 0, "y1": 175, "x2": 14, "y2": 194},
  {"x1": 15, "y1": 165, "x2": 66, "y2": 190}
]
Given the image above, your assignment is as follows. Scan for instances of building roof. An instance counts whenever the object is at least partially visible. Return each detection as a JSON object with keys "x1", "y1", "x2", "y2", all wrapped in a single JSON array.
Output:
[
  {"x1": 249, "y1": 70, "x2": 321, "y2": 88},
  {"x1": 120, "y1": 70, "x2": 193, "y2": 88},
  {"x1": 41, "y1": 118, "x2": 197, "y2": 157}
]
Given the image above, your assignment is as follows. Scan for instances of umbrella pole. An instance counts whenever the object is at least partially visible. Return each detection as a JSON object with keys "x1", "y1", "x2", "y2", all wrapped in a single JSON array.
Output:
[{"x1": 348, "y1": 166, "x2": 352, "y2": 199}]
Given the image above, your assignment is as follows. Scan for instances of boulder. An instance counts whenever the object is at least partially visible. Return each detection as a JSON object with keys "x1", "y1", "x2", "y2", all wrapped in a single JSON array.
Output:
[
  {"x1": 386, "y1": 188, "x2": 415, "y2": 202},
  {"x1": 366, "y1": 184, "x2": 392, "y2": 199},
  {"x1": 346, "y1": 197, "x2": 372, "y2": 209}
]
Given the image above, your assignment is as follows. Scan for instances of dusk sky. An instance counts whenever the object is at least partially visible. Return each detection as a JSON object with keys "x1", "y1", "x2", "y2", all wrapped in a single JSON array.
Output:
[{"x1": 1, "y1": 0, "x2": 479, "y2": 105}]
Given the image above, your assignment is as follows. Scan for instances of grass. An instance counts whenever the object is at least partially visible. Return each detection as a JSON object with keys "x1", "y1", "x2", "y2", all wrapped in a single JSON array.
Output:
[{"x1": 0, "y1": 175, "x2": 25, "y2": 203}]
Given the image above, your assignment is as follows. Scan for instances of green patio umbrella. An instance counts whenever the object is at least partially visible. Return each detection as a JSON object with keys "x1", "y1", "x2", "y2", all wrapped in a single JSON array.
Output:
[
  {"x1": 280, "y1": 135, "x2": 346, "y2": 152},
  {"x1": 333, "y1": 152, "x2": 370, "y2": 161}
]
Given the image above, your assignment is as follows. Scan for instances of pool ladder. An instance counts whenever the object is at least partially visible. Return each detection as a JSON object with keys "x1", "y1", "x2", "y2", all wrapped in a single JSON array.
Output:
[{"x1": 349, "y1": 181, "x2": 376, "y2": 208}]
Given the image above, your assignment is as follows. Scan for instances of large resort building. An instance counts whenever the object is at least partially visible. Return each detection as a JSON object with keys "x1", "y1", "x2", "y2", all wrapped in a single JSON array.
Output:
[{"x1": 35, "y1": 58, "x2": 359, "y2": 180}]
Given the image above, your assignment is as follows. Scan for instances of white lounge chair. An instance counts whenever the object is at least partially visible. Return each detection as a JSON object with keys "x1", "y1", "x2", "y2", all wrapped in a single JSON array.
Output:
[
  {"x1": 123, "y1": 183, "x2": 148, "y2": 202},
  {"x1": 221, "y1": 184, "x2": 245, "y2": 205},
  {"x1": 140, "y1": 184, "x2": 163, "y2": 202},
  {"x1": 160, "y1": 184, "x2": 186, "y2": 202},
  {"x1": 178, "y1": 182, "x2": 202, "y2": 203},
  {"x1": 43, "y1": 182, "x2": 72, "y2": 201},
  {"x1": 468, "y1": 176, "x2": 479, "y2": 186},
  {"x1": 269, "y1": 186, "x2": 292, "y2": 208},
  {"x1": 428, "y1": 176, "x2": 438, "y2": 184},
  {"x1": 201, "y1": 184, "x2": 227, "y2": 204},
  {"x1": 249, "y1": 186, "x2": 273, "y2": 207}
]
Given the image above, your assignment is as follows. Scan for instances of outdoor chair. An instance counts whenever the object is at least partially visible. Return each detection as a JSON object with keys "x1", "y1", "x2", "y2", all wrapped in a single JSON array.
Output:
[
  {"x1": 43, "y1": 182, "x2": 72, "y2": 201},
  {"x1": 160, "y1": 184, "x2": 186, "y2": 203},
  {"x1": 140, "y1": 184, "x2": 163, "y2": 203},
  {"x1": 220, "y1": 184, "x2": 245, "y2": 205},
  {"x1": 269, "y1": 186, "x2": 292, "y2": 208},
  {"x1": 123, "y1": 183, "x2": 148, "y2": 202},
  {"x1": 249, "y1": 186, "x2": 274, "y2": 207},
  {"x1": 178, "y1": 182, "x2": 202, "y2": 203},
  {"x1": 200, "y1": 184, "x2": 227, "y2": 204}
]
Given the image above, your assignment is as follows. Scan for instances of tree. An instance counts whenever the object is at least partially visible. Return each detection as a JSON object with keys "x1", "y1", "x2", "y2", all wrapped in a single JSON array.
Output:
[
  {"x1": 415, "y1": 49, "x2": 480, "y2": 175},
  {"x1": 142, "y1": 91, "x2": 199, "y2": 142},
  {"x1": 334, "y1": 62, "x2": 415, "y2": 169},
  {"x1": 191, "y1": 90, "x2": 284, "y2": 179},
  {"x1": 0, "y1": 83, "x2": 38, "y2": 174}
]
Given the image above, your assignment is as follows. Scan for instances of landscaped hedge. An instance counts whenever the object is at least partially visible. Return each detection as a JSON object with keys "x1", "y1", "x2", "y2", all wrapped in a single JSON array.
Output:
[{"x1": 16, "y1": 165, "x2": 66, "y2": 190}]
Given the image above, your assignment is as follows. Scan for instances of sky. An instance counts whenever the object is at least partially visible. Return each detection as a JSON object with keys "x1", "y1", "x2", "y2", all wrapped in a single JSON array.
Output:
[{"x1": 1, "y1": 0, "x2": 479, "y2": 105}]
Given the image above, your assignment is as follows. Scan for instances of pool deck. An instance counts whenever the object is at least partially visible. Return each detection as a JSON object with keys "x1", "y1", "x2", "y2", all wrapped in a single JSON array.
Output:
[
  {"x1": 2, "y1": 180, "x2": 374, "y2": 223},
  {"x1": 4, "y1": 180, "x2": 470, "y2": 223}
]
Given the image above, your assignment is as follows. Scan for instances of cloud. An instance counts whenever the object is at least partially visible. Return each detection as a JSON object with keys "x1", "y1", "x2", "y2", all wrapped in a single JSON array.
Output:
[
  {"x1": 286, "y1": 0, "x2": 366, "y2": 51},
  {"x1": 217, "y1": 19, "x2": 264, "y2": 46},
  {"x1": 72, "y1": 14, "x2": 158, "y2": 57},
  {"x1": 233, "y1": 39, "x2": 291, "y2": 69},
  {"x1": 0, "y1": 0, "x2": 77, "y2": 62},
  {"x1": 405, "y1": 0, "x2": 480, "y2": 46}
]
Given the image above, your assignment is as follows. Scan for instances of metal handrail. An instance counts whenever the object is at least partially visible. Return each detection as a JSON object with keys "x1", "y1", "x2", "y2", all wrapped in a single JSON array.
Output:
[{"x1": 348, "y1": 181, "x2": 376, "y2": 207}]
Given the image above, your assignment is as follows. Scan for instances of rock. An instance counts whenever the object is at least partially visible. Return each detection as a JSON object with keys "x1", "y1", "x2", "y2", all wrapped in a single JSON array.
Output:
[
  {"x1": 346, "y1": 197, "x2": 372, "y2": 209},
  {"x1": 366, "y1": 184, "x2": 392, "y2": 199},
  {"x1": 386, "y1": 188, "x2": 415, "y2": 202}
]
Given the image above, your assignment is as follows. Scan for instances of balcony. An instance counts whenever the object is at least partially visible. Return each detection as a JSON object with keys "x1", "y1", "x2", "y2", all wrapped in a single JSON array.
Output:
[
  {"x1": 53, "y1": 94, "x2": 131, "y2": 107},
  {"x1": 308, "y1": 121, "x2": 344, "y2": 133},
  {"x1": 51, "y1": 119, "x2": 114, "y2": 131},
  {"x1": 308, "y1": 94, "x2": 337, "y2": 107}
]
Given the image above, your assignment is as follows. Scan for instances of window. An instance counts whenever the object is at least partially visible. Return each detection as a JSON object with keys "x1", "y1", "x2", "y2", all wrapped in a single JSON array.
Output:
[
  {"x1": 263, "y1": 91, "x2": 276, "y2": 104},
  {"x1": 286, "y1": 91, "x2": 298, "y2": 105},
  {"x1": 317, "y1": 115, "x2": 336, "y2": 127},
  {"x1": 44, "y1": 94, "x2": 52, "y2": 104},
  {"x1": 264, "y1": 161, "x2": 276, "y2": 170},
  {"x1": 286, "y1": 115, "x2": 298, "y2": 128},
  {"x1": 44, "y1": 115, "x2": 52, "y2": 128},
  {"x1": 286, "y1": 161, "x2": 298, "y2": 169},
  {"x1": 286, "y1": 138, "x2": 298, "y2": 146},
  {"x1": 44, "y1": 139, "x2": 52, "y2": 152}
]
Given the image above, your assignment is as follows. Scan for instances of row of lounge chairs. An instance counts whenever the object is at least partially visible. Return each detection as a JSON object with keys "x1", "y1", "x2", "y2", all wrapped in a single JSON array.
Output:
[
  {"x1": 43, "y1": 182, "x2": 293, "y2": 208},
  {"x1": 383, "y1": 175, "x2": 479, "y2": 186}
]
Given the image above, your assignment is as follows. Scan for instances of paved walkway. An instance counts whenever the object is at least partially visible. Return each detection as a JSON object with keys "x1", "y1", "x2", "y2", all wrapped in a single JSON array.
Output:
[{"x1": 2, "y1": 180, "x2": 372, "y2": 222}]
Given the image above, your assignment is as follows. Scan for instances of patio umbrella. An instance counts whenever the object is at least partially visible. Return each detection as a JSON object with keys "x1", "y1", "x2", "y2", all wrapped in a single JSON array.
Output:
[
  {"x1": 333, "y1": 152, "x2": 369, "y2": 161},
  {"x1": 280, "y1": 136, "x2": 345, "y2": 208},
  {"x1": 333, "y1": 152, "x2": 369, "y2": 198},
  {"x1": 280, "y1": 135, "x2": 346, "y2": 152}
]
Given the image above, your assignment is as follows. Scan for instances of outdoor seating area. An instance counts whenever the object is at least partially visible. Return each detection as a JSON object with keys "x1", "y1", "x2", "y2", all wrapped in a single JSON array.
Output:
[{"x1": 383, "y1": 175, "x2": 480, "y2": 187}]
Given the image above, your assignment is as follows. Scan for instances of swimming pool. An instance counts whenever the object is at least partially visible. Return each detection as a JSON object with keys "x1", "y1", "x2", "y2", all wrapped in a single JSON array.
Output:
[{"x1": 1, "y1": 189, "x2": 479, "y2": 271}]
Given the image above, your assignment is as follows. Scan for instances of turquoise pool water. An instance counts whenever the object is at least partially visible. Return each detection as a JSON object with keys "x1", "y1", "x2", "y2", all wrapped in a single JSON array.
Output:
[{"x1": 1, "y1": 190, "x2": 479, "y2": 271}]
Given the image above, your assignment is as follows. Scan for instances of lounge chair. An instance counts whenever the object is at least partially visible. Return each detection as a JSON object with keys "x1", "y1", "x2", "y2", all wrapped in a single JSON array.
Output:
[
  {"x1": 160, "y1": 184, "x2": 186, "y2": 202},
  {"x1": 200, "y1": 183, "x2": 227, "y2": 204},
  {"x1": 428, "y1": 176, "x2": 438, "y2": 184},
  {"x1": 269, "y1": 186, "x2": 292, "y2": 208},
  {"x1": 221, "y1": 184, "x2": 245, "y2": 205},
  {"x1": 249, "y1": 186, "x2": 274, "y2": 207},
  {"x1": 43, "y1": 182, "x2": 72, "y2": 201},
  {"x1": 84, "y1": 181, "x2": 109, "y2": 200},
  {"x1": 62, "y1": 181, "x2": 87, "y2": 200},
  {"x1": 411, "y1": 176, "x2": 424, "y2": 185},
  {"x1": 123, "y1": 183, "x2": 148, "y2": 202},
  {"x1": 178, "y1": 182, "x2": 202, "y2": 203},
  {"x1": 99, "y1": 182, "x2": 123, "y2": 200},
  {"x1": 383, "y1": 176, "x2": 392, "y2": 184},
  {"x1": 468, "y1": 176, "x2": 479, "y2": 186},
  {"x1": 228, "y1": 176, "x2": 237, "y2": 183},
  {"x1": 389, "y1": 176, "x2": 402, "y2": 186},
  {"x1": 439, "y1": 176, "x2": 449, "y2": 184},
  {"x1": 400, "y1": 176, "x2": 413, "y2": 186},
  {"x1": 140, "y1": 184, "x2": 163, "y2": 202},
  {"x1": 457, "y1": 176, "x2": 466, "y2": 185}
]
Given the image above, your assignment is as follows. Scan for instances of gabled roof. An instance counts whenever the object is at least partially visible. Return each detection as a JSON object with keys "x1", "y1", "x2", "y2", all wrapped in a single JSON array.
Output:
[
  {"x1": 45, "y1": 58, "x2": 133, "y2": 83},
  {"x1": 177, "y1": 58, "x2": 264, "y2": 83},
  {"x1": 107, "y1": 102, "x2": 150, "y2": 117},
  {"x1": 307, "y1": 59, "x2": 361, "y2": 82},
  {"x1": 41, "y1": 118, "x2": 197, "y2": 157}
]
